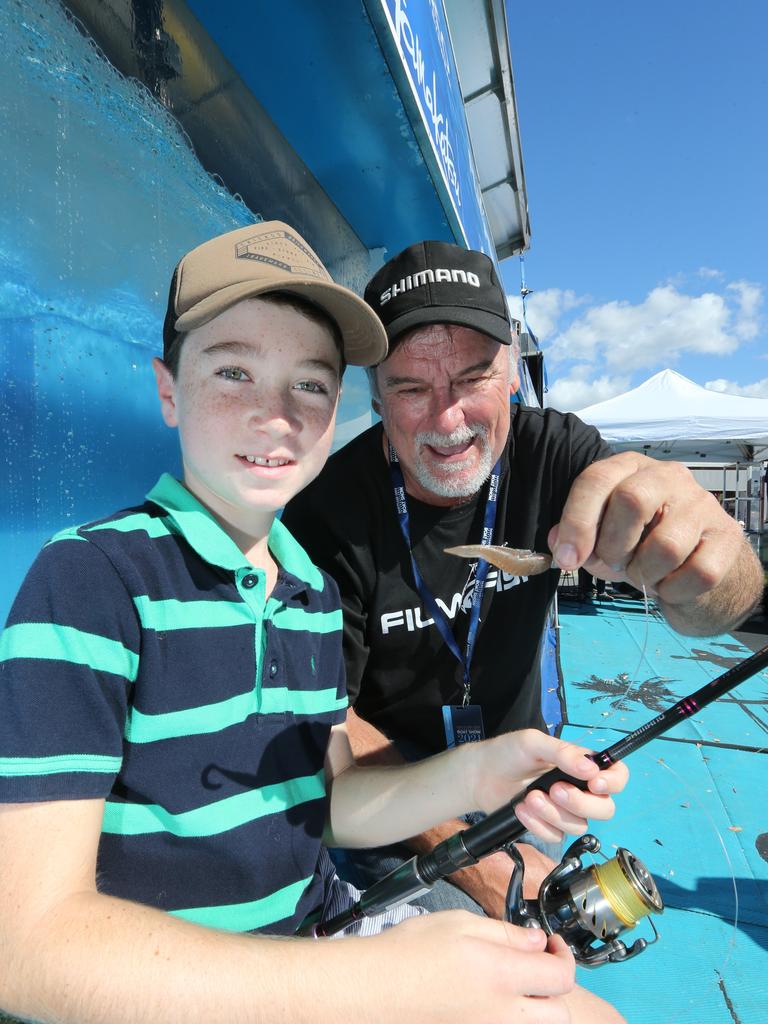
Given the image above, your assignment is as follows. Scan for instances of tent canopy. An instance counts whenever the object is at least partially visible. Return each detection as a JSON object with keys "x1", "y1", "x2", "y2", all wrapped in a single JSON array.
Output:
[{"x1": 574, "y1": 369, "x2": 768, "y2": 463}]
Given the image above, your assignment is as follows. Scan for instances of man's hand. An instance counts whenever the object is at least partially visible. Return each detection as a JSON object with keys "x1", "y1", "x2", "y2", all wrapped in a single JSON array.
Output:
[{"x1": 549, "y1": 452, "x2": 763, "y2": 635}]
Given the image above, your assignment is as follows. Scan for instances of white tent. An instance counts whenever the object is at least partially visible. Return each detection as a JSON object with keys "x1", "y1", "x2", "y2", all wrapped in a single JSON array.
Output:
[{"x1": 574, "y1": 369, "x2": 768, "y2": 464}]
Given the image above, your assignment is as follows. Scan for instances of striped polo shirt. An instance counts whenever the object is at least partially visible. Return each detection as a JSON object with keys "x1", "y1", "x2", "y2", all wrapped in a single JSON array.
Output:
[{"x1": 0, "y1": 474, "x2": 347, "y2": 935}]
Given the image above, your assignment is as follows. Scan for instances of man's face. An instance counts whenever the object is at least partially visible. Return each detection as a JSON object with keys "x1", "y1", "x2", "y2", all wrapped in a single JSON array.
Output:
[
  {"x1": 154, "y1": 297, "x2": 341, "y2": 537},
  {"x1": 375, "y1": 324, "x2": 516, "y2": 506}
]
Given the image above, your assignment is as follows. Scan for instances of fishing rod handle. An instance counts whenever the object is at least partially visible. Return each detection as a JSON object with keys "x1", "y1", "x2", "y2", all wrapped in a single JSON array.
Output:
[{"x1": 458, "y1": 766, "x2": 589, "y2": 860}]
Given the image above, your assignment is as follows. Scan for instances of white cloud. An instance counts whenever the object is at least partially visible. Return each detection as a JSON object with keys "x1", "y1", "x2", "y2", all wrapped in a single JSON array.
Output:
[
  {"x1": 506, "y1": 288, "x2": 587, "y2": 343},
  {"x1": 507, "y1": 277, "x2": 765, "y2": 411},
  {"x1": 697, "y1": 267, "x2": 724, "y2": 280},
  {"x1": 727, "y1": 280, "x2": 762, "y2": 340},
  {"x1": 547, "y1": 285, "x2": 746, "y2": 372},
  {"x1": 704, "y1": 376, "x2": 768, "y2": 399},
  {"x1": 545, "y1": 371, "x2": 632, "y2": 412}
]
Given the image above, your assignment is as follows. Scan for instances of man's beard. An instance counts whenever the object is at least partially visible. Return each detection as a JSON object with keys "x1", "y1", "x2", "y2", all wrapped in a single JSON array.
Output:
[{"x1": 411, "y1": 423, "x2": 493, "y2": 500}]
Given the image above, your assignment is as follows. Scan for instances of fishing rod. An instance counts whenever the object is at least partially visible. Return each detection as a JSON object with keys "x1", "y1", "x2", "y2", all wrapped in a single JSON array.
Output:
[{"x1": 308, "y1": 641, "x2": 768, "y2": 957}]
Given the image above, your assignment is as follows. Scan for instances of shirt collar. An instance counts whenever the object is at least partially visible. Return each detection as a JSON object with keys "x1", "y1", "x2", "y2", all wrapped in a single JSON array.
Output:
[{"x1": 146, "y1": 474, "x2": 324, "y2": 591}]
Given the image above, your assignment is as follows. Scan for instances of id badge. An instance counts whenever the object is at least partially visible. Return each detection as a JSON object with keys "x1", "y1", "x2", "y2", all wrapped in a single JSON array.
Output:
[{"x1": 442, "y1": 704, "x2": 485, "y2": 748}]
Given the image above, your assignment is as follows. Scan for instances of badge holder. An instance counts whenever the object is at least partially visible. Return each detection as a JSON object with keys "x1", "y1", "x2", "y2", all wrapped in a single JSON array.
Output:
[{"x1": 442, "y1": 703, "x2": 485, "y2": 746}]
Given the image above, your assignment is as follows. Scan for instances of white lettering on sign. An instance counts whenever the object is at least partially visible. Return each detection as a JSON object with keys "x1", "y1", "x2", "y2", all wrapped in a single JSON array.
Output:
[
  {"x1": 393, "y1": 0, "x2": 461, "y2": 207},
  {"x1": 428, "y1": 0, "x2": 451, "y2": 79}
]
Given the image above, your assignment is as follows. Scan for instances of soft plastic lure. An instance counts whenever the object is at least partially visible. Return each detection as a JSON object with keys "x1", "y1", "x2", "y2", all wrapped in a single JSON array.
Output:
[{"x1": 444, "y1": 544, "x2": 553, "y2": 576}]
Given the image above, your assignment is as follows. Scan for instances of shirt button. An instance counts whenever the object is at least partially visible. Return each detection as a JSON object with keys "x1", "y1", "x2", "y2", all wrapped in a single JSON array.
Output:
[
  {"x1": 242, "y1": 574, "x2": 258, "y2": 589},
  {"x1": 269, "y1": 660, "x2": 278, "y2": 678}
]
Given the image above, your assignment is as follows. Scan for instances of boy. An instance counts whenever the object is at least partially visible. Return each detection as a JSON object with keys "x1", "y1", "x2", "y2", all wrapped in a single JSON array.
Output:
[{"x1": 0, "y1": 222, "x2": 627, "y2": 1024}]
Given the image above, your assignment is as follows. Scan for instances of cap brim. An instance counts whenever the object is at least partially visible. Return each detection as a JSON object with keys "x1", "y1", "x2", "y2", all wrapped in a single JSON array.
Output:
[
  {"x1": 384, "y1": 305, "x2": 513, "y2": 347},
  {"x1": 175, "y1": 278, "x2": 388, "y2": 367}
]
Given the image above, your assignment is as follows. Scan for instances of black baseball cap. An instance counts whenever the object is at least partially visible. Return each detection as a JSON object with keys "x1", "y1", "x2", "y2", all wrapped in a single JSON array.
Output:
[{"x1": 363, "y1": 240, "x2": 515, "y2": 354}]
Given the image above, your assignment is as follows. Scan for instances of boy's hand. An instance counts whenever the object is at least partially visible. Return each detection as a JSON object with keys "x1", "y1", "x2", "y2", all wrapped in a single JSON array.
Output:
[
  {"x1": 467, "y1": 730, "x2": 629, "y2": 843},
  {"x1": 361, "y1": 912, "x2": 576, "y2": 1022},
  {"x1": 355, "y1": 913, "x2": 627, "y2": 1023}
]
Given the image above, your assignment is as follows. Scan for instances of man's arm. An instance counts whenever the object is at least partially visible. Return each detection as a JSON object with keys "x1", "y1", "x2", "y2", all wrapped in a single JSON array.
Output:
[
  {"x1": 0, "y1": 799, "x2": 625, "y2": 1024},
  {"x1": 344, "y1": 709, "x2": 555, "y2": 911},
  {"x1": 550, "y1": 452, "x2": 764, "y2": 636}
]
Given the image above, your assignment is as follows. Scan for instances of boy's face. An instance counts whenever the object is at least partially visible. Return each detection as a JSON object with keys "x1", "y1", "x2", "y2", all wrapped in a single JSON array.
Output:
[{"x1": 154, "y1": 297, "x2": 341, "y2": 535}]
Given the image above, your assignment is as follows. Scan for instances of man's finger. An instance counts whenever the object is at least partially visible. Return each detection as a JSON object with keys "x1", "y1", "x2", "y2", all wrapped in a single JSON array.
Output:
[{"x1": 549, "y1": 452, "x2": 648, "y2": 569}]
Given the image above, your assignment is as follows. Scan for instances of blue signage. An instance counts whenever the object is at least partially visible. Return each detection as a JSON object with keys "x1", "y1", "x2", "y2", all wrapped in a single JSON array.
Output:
[{"x1": 375, "y1": 0, "x2": 495, "y2": 256}]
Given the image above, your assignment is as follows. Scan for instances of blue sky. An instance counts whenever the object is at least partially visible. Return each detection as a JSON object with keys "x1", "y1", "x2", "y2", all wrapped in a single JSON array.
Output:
[{"x1": 500, "y1": 0, "x2": 767, "y2": 411}]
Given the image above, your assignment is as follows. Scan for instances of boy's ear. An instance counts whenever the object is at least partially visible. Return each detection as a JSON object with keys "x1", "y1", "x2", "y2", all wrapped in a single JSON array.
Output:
[{"x1": 152, "y1": 357, "x2": 178, "y2": 428}]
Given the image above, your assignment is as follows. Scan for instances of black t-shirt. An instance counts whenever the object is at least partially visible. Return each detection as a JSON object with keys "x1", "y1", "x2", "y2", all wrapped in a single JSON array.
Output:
[{"x1": 282, "y1": 405, "x2": 611, "y2": 755}]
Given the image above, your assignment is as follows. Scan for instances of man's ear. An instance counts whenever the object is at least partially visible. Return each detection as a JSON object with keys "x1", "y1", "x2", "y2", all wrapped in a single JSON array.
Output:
[
  {"x1": 152, "y1": 357, "x2": 178, "y2": 428},
  {"x1": 371, "y1": 398, "x2": 382, "y2": 416}
]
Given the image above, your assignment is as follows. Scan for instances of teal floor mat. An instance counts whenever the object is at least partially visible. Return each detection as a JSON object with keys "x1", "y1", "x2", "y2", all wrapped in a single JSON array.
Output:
[
  {"x1": 556, "y1": 596, "x2": 768, "y2": 1022},
  {"x1": 558, "y1": 596, "x2": 768, "y2": 750}
]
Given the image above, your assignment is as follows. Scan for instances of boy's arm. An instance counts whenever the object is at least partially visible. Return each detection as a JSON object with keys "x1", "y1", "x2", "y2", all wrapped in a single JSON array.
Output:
[
  {"x1": 0, "y1": 798, "x2": 623, "y2": 1024},
  {"x1": 0, "y1": 798, "x2": 294, "y2": 1023},
  {"x1": 344, "y1": 708, "x2": 555, "y2": 913},
  {"x1": 324, "y1": 722, "x2": 629, "y2": 850}
]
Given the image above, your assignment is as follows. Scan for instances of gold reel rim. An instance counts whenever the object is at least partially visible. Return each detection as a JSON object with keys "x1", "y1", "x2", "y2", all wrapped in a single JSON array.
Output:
[{"x1": 592, "y1": 848, "x2": 663, "y2": 928}]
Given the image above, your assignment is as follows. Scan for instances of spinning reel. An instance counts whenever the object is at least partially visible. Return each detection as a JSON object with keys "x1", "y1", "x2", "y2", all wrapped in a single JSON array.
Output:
[{"x1": 505, "y1": 834, "x2": 663, "y2": 967}]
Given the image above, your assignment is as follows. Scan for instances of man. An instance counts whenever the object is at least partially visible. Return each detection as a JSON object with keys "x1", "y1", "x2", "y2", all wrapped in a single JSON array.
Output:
[{"x1": 282, "y1": 239, "x2": 764, "y2": 918}]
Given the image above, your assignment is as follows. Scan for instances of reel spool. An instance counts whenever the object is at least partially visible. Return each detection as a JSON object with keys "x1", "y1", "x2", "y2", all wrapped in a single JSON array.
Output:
[{"x1": 506, "y1": 834, "x2": 663, "y2": 967}]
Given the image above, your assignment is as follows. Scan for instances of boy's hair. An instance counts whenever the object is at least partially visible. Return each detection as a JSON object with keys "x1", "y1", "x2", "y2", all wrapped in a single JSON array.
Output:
[
  {"x1": 162, "y1": 221, "x2": 387, "y2": 372},
  {"x1": 164, "y1": 291, "x2": 347, "y2": 379}
]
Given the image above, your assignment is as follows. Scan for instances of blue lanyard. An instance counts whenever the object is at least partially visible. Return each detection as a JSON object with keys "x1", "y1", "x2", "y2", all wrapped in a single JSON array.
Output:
[{"x1": 388, "y1": 443, "x2": 501, "y2": 705}]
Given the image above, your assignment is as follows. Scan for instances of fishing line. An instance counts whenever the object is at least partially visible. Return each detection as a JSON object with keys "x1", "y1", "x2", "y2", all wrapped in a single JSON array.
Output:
[
  {"x1": 655, "y1": 755, "x2": 740, "y2": 976},
  {"x1": 660, "y1": 757, "x2": 740, "y2": 948},
  {"x1": 565, "y1": 575, "x2": 745, "y2": 999},
  {"x1": 595, "y1": 577, "x2": 651, "y2": 727},
  {"x1": 588, "y1": 578, "x2": 740, "y2": 980},
  {"x1": 518, "y1": 254, "x2": 548, "y2": 395}
]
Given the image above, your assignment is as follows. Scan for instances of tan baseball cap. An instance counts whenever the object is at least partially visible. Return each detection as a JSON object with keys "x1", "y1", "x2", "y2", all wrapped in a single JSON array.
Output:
[{"x1": 163, "y1": 221, "x2": 388, "y2": 366}]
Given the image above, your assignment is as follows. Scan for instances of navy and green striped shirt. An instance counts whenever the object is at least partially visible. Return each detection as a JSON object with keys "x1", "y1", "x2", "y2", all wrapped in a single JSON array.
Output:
[{"x1": 0, "y1": 474, "x2": 347, "y2": 935}]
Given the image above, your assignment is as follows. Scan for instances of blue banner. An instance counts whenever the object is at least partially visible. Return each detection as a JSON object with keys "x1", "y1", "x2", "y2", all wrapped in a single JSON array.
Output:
[{"x1": 376, "y1": 0, "x2": 495, "y2": 256}]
